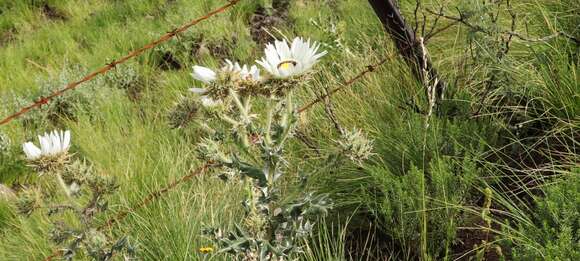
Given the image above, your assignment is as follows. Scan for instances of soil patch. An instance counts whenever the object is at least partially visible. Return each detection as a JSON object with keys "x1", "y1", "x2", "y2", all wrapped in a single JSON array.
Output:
[
  {"x1": 0, "y1": 28, "x2": 16, "y2": 47},
  {"x1": 157, "y1": 51, "x2": 182, "y2": 71},
  {"x1": 250, "y1": 3, "x2": 291, "y2": 45},
  {"x1": 42, "y1": 4, "x2": 68, "y2": 21}
]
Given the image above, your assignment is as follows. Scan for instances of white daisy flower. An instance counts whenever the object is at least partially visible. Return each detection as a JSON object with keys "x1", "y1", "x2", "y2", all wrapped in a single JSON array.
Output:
[
  {"x1": 22, "y1": 130, "x2": 71, "y2": 161},
  {"x1": 191, "y1": 65, "x2": 217, "y2": 84},
  {"x1": 190, "y1": 60, "x2": 261, "y2": 88},
  {"x1": 257, "y1": 37, "x2": 327, "y2": 79},
  {"x1": 189, "y1": 60, "x2": 262, "y2": 106}
]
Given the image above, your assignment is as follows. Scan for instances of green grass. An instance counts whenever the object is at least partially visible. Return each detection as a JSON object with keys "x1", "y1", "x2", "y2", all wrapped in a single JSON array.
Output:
[{"x1": 1, "y1": 0, "x2": 578, "y2": 260}]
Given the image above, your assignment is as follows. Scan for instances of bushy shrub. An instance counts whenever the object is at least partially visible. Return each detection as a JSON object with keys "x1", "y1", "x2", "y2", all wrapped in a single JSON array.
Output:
[
  {"x1": 505, "y1": 171, "x2": 580, "y2": 260},
  {"x1": 363, "y1": 156, "x2": 479, "y2": 259}
]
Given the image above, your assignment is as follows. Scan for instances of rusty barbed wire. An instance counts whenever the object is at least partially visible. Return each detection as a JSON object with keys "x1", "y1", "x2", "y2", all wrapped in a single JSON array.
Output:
[
  {"x1": 298, "y1": 56, "x2": 392, "y2": 113},
  {"x1": 42, "y1": 164, "x2": 211, "y2": 261},
  {"x1": 0, "y1": 0, "x2": 241, "y2": 127},
  {"x1": 98, "y1": 163, "x2": 211, "y2": 230},
  {"x1": 40, "y1": 53, "x2": 394, "y2": 260}
]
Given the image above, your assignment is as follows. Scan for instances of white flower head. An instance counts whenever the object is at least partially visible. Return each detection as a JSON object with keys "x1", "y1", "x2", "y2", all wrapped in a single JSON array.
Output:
[
  {"x1": 189, "y1": 66, "x2": 215, "y2": 99},
  {"x1": 22, "y1": 130, "x2": 71, "y2": 161},
  {"x1": 190, "y1": 60, "x2": 261, "y2": 87},
  {"x1": 257, "y1": 37, "x2": 327, "y2": 79},
  {"x1": 190, "y1": 60, "x2": 262, "y2": 105}
]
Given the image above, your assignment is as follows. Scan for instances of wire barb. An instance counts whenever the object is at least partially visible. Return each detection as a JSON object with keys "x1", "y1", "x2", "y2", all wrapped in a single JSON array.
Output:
[
  {"x1": 35, "y1": 96, "x2": 50, "y2": 106},
  {"x1": 106, "y1": 60, "x2": 119, "y2": 68}
]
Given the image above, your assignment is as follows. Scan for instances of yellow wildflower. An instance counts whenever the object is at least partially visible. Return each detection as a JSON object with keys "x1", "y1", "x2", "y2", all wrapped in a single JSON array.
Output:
[{"x1": 199, "y1": 246, "x2": 214, "y2": 254}]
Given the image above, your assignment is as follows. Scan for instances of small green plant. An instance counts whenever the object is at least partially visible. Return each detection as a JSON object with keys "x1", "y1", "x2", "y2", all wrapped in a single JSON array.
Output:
[
  {"x1": 13, "y1": 65, "x2": 104, "y2": 128},
  {"x1": 0, "y1": 131, "x2": 27, "y2": 183},
  {"x1": 167, "y1": 95, "x2": 200, "y2": 129},
  {"x1": 0, "y1": 131, "x2": 9, "y2": 156},
  {"x1": 104, "y1": 64, "x2": 146, "y2": 101}
]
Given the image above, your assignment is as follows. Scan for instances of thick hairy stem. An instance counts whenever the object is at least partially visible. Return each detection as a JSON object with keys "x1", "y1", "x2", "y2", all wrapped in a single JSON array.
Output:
[
  {"x1": 229, "y1": 89, "x2": 251, "y2": 148},
  {"x1": 368, "y1": 0, "x2": 446, "y2": 102},
  {"x1": 56, "y1": 173, "x2": 73, "y2": 199},
  {"x1": 54, "y1": 173, "x2": 83, "y2": 217},
  {"x1": 276, "y1": 92, "x2": 295, "y2": 149},
  {"x1": 230, "y1": 89, "x2": 249, "y2": 122},
  {"x1": 264, "y1": 99, "x2": 275, "y2": 147}
]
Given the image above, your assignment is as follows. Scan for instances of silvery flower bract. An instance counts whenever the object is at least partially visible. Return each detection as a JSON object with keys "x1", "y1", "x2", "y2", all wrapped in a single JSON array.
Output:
[
  {"x1": 257, "y1": 37, "x2": 327, "y2": 78},
  {"x1": 191, "y1": 65, "x2": 217, "y2": 84},
  {"x1": 22, "y1": 130, "x2": 71, "y2": 160}
]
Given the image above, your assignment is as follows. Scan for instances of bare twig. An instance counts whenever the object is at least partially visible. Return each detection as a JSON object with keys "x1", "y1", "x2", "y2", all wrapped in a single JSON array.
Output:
[
  {"x1": 413, "y1": 1, "x2": 421, "y2": 34},
  {"x1": 294, "y1": 129, "x2": 321, "y2": 155},
  {"x1": 322, "y1": 87, "x2": 344, "y2": 135},
  {"x1": 425, "y1": 8, "x2": 580, "y2": 45}
]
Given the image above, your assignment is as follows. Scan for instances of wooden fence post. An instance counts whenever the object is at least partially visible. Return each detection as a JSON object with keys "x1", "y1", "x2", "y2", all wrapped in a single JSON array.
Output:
[{"x1": 368, "y1": 0, "x2": 446, "y2": 102}]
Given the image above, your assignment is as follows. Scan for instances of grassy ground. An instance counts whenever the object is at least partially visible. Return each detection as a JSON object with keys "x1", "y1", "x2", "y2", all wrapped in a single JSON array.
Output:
[{"x1": 0, "y1": 0, "x2": 578, "y2": 260}]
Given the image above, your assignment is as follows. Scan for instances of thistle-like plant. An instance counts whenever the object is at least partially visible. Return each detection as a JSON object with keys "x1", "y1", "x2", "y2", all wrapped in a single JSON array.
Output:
[
  {"x1": 17, "y1": 131, "x2": 135, "y2": 260},
  {"x1": 191, "y1": 37, "x2": 372, "y2": 260}
]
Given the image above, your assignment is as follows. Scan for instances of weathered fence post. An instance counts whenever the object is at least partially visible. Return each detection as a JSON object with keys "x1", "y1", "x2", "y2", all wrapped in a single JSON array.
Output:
[{"x1": 368, "y1": 0, "x2": 446, "y2": 102}]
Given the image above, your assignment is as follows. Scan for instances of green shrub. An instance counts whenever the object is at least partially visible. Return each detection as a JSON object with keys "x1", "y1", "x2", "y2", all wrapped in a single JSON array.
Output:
[{"x1": 504, "y1": 171, "x2": 580, "y2": 260}]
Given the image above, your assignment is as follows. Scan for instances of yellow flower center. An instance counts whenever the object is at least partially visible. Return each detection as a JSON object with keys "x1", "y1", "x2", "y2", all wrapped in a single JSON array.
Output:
[{"x1": 277, "y1": 60, "x2": 297, "y2": 71}]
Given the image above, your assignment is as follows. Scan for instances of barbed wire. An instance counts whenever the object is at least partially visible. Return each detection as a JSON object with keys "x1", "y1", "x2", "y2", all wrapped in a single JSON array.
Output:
[
  {"x1": 43, "y1": 165, "x2": 211, "y2": 261},
  {"x1": 0, "y1": 0, "x2": 241, "y2": 127},
  {"x1": 98, "y1": 163, "x2": 211, "y2": 230},
  {"x1": 298, "y1": 56, "x2": 392, "y2": 113},
  {"x1": 40, "y1": 53, "x2": 394, "y2": 260}
]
